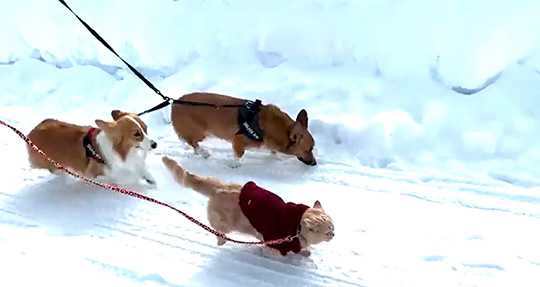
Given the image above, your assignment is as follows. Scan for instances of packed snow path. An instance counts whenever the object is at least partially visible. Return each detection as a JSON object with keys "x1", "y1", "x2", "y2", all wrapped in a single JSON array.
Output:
[
  {"x1": 1, "y1": 117, "x2": 539, "y2": 287},
  {"x1": 3, "y1": 0, "x2": 540, "y2": 285}
]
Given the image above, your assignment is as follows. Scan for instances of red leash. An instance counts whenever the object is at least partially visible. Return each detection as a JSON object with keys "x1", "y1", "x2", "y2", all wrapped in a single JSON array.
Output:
[{"x1": 0, "y1": 119, "x2": 296, "y2": 246}]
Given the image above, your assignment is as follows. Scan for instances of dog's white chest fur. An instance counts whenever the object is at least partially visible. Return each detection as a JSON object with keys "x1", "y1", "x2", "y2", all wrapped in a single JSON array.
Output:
[{"x1": 95, "y1": 132, "x2": 155, "y2": 188}]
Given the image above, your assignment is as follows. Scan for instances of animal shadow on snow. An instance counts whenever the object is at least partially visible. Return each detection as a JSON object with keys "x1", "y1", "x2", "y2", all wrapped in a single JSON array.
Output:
[
  {"x1": 10, "y1": 175, "x2": 140, "y2": 236},
  {"x1": 190, "y1": 246, "x2": 322, "y2": 287}
]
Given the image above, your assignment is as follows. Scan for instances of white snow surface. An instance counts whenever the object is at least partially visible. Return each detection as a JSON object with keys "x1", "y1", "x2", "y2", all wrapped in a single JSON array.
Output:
[{"x1": 2, "y1": 0, "x2": 540, "y2": 286}]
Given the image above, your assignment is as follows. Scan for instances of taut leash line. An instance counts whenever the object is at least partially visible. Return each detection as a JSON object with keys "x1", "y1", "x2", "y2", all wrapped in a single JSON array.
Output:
[
  {"x1": 58, "y1": 0, "x2": 169, "y2": 103},
  {"x1": 58, "y1": 0, "x2": 249, "y2": 116}
]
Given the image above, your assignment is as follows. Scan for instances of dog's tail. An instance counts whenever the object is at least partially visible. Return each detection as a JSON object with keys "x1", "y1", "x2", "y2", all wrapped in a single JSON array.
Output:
[{"x1": 162, "y1": 156, "x2": 222, "y2": 197}]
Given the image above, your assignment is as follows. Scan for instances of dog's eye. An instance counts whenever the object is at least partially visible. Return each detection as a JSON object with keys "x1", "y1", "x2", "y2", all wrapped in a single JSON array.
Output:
[{"x1": 134, "y1": 131, "x2": 142, "y2": 137}]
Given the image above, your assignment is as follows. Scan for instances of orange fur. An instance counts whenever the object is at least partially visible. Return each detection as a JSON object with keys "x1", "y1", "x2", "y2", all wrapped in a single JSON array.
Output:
[
  {"x1": 171, "y1": 92, "x2": 317, "y2": 165},
  {"x1": 27, "y1": 119, "x2": 103, "y2": 177},
  {"x1": 27, "y1": 110, "x2": 158, "y2": 188},
  {"x1": 162, "y1": 156, "x2": 334, "y2": 255}
]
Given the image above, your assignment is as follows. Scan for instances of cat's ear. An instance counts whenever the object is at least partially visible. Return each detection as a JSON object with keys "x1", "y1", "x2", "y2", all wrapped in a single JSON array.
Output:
[{"x1": 313, "y1": 200, "x2": 324, "y2": 211}]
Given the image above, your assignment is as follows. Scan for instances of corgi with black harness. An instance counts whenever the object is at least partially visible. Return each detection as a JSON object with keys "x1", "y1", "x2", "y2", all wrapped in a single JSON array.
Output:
[{"x1": 171, "y1": 92, "x2": 317, "y2": 166}]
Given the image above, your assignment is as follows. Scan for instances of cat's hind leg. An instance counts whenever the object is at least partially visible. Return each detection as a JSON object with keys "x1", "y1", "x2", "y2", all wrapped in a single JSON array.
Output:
[{"x1": 207, "y1": 208, "x2": 233, "y2": 246}]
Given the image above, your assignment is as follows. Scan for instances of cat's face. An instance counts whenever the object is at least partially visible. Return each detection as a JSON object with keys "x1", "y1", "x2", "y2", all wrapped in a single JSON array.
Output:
[{"x1": 300, "y1": 200, "x2": 334, "y2": 245}]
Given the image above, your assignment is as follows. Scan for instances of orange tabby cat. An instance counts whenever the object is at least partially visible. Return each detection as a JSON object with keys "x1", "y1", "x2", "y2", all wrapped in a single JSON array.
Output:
[{"x1": 162, "y1": 156, "x2": 334, "y2": 256}]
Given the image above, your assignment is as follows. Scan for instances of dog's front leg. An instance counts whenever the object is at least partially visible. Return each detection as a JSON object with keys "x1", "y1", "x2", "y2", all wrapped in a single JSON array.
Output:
[
  {"x1": 232, "y1": 134, "x2": 247, "y2": 159},
  {"x1": 99, "y1": 166, "x2": 123, "y2": 185},
  {"x1": 136, "y1": 162, "x2": 156, "y2": 188},
  {"x1": 143, "y1": 173, "x2": 157, "y2": 188},
  {"x1": 228, "y1": 135, "x2": 249, "y2": 168},
  {"x1": 83, "y1": 160, "x2": 105, "y2": 179},
  {"x1": 139, "y1": 168, "x2": 157, "y2": 188}
]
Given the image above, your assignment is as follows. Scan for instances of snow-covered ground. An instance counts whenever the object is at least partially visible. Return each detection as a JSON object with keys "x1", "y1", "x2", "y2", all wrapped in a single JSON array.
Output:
[{"x1": 2, "y1": 0, "x2": 540, "y2": 286}]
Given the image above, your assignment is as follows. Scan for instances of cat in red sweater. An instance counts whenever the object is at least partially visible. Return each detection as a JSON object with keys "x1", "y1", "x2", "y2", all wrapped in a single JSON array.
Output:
[{"x1": 162, "y1": 156, "x2": 334, "y2": 257}]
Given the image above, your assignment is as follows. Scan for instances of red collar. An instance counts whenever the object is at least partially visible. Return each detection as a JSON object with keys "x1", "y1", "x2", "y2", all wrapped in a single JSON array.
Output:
[
  {"x1": 84, "y1": 128, "x2": 105, "y2": 164},
  {"x1": 87, "y1": 127, "x2": 100, "y2": 139}
]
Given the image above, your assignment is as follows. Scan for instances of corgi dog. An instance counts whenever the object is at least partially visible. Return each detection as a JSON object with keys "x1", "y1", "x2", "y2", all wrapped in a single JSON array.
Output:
[
  {"x1": 26, "y1": 110, "x2": 158, "y2": 188},
  {"x1": 171, "y1": 92, "x2": 317, "y2": 166},
  {"x1": 162, "y1": 156, "x2": 334, "y2": 256}
]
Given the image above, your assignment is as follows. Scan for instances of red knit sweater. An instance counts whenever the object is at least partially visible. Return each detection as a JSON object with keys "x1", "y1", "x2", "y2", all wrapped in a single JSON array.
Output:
[{"x1": 239, "y1": 181, "x2": 309, "y2": 256}]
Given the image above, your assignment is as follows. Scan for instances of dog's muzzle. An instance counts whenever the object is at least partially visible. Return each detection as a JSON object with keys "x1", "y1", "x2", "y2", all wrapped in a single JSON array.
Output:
[{"x1": 298, "y1": 157, "x2": 317, "y2": 166}]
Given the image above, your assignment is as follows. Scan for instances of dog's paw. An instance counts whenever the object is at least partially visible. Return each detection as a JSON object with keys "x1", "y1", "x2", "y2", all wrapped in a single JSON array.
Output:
[
  {"x1": 194, "y1": 147, "x2": 211, "y2": 159},
  {"x1": 226, "y1": 160, "x2": 242, "y2": 169},
  {"x1": 269, "y1": 150, "x2": 280, "y2": 160},
  {"x1": 143, "y1": 177, "x2": 157, "y2": 189}
]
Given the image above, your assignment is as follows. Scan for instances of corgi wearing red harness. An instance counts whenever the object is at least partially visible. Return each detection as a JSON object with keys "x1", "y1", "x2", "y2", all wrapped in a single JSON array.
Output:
[
  {"x1": 162, "y1": 156, "x2": 334, "y2": 256},
  {"x1": 27, "y1": 110, "x2": 158, "y2": 188}
]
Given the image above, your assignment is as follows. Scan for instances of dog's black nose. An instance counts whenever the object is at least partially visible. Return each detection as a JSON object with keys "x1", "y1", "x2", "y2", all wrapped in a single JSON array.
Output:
[
  {"x1": 151, "y1": 141, "x2": 157, "y2": 149},
  {"x1": 298, "y1": 157, "x2": 317, "y2": 166}
]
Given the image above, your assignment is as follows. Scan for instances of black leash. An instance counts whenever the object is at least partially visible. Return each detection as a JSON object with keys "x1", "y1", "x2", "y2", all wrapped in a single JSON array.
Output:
[
  {"x1": 137, "y1": 99, "x2": 251, "y2": 116},
  {"x1": 58, "y1": 0, "x2": 168, "y2": 102},
  {"x1": 58, "y1": 0, "x2": 247, "y2": 116}
]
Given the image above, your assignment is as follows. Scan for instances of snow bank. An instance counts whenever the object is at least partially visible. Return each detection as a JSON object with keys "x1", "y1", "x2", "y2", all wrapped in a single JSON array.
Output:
[
  {"x1": 3, "y1": 2, "x2": 540, "y2": 285},
  {"x1": 2, "y1": 0, "x2": 540, "y2": 182},
  {"x1": 4, "y1": 0, "x2": 540, "y2": 82}
]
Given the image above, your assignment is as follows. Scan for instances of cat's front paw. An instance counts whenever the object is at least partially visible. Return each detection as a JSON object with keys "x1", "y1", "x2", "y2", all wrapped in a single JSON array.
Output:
[
  {"x1": 262, "y1": 246, "x2": 282, "y2": 258},
  {"x1": 298, "y1": 249, "x2": 312, "y2": 257},
  {"x1": 217, "y1": 236, "x2": 227, "y2": 246}
]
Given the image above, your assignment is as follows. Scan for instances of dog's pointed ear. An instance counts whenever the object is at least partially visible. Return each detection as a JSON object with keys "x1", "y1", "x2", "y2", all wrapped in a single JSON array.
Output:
[
  {"x1": 111, "y1": 109, "x2": 128, "y2": 121},
  {"x1": 295, "y1": 109, "x2": 308, "y2": 128},
  {"x1": 95, "y1": 119, "x2": 113, "y2": 131},
  {"x1": 313, "y1": 200, "x2": 324, "y2": 211}
]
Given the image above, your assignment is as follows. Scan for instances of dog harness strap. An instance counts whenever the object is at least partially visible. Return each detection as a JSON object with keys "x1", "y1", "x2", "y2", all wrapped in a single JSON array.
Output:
[
  {"x1": 83, "y1": 128, "x2": 105, "y2": 164},
  {"x1": 236, "y1": 99, "x2": 264, "y2": 142}
]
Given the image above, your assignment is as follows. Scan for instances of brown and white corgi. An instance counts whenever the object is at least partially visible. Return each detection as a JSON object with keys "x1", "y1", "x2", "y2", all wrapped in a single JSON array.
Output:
[
  {"x1": 171, "y1": 92, "x2": 317, "y2": 166},
  {"x1": 26, "y1": 110, "x2": 158, "y2": 188}
]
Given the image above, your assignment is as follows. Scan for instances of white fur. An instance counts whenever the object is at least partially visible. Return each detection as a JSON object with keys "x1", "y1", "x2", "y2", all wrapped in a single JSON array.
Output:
[
  {"x1": 95, "y1": 131, "x2": 156, "y2": 189},
  {"x1": 125, "y1": 116, "x2": 154, "y2": 152}
]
